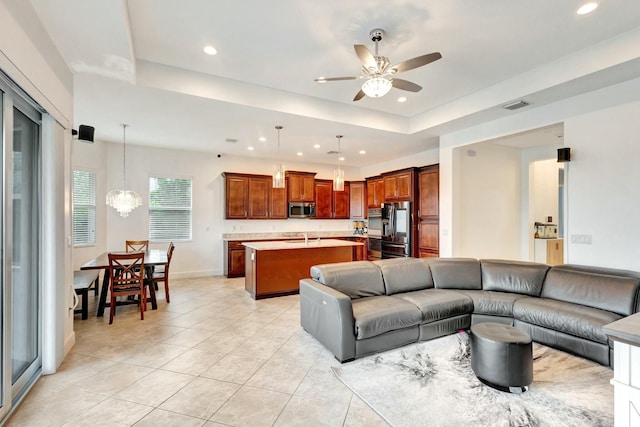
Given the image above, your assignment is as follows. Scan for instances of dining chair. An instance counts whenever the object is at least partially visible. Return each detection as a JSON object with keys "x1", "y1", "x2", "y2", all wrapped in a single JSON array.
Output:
[
  {"x1": 150, "y1": 242, "x2": 175, "y2": 303},
  {"x1": 126, "y1": 240, "x2": 149, "y2": 252},
  {"x1": 108, "y1": 252, "x2": 154, "y2": 324}
]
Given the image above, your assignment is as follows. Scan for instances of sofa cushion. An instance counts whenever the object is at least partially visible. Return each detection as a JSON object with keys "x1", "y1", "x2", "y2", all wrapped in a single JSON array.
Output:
[
  {"x1": 541, "y1": 267, "x2": 640, "y2": 316},
  {"x1": 513, "y1": 297, "x2": 623, "y2": 344},
  {"x1": 426, "y1": 258, "x2": 482, "y2": 290},
  {"x1": 311, "y1": 261, "x2": 385, "y2": 299},
  {"x1": 374, "y1": 258, "x2": 433, "y2": 295},
  {"x1": 481, "y1": 260, "x2": 549, "y2": 296},
  {"x1": 352, "y1": 295, "x2": 423, "y2": 340},
  {"x1": 394, "y1": 289, "x2": 473, "y2": 323},
  {"x1": 457, "y1": 290, "x2": 526, "y2": 317}
]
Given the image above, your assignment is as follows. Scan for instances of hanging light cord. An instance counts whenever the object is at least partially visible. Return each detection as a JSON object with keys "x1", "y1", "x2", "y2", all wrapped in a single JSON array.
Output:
[
  {"x1": 336, "y1": 135, "x2": 343, "y2": 167},
  {"x1": 122, "y1": 123, "x2": 128, "y2": 190},
  {"x1": 276, "y1": 125, "x2": 282, "y2": 154}
]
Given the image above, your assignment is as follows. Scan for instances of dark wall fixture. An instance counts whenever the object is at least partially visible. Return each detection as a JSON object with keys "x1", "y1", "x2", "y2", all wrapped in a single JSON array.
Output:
[
  {"x1": 72, "y1": 125, "x2": 95, "y2": 143},
  {"x1": 557, "y1": 147, "x2": 571, "y2": 162}
]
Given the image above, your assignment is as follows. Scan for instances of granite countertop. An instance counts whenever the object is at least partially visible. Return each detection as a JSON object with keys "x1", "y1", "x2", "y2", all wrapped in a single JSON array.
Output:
[
  {"x1": 603, "y1": 312, "x2": 640, "y2": 346},
  {"x1": 223, "y1": 231, "x2": 367, "y2": 240},
  {"x1": 242, "y1": 238, "x2": 364, "y2": 251}
]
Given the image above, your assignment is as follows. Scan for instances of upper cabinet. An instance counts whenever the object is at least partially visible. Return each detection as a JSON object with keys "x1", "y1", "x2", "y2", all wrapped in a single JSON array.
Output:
[
  {"x1": 315, "y1": 180, "x2": 350, "y2": 219},
  {"x1": 383, "y1": 168, "x2": 415, "y2": 202},
  {"x1": 349, "y1": 181, "x2": 366, "y2": 219},
  {"x1": 287, "y1": 171, "x2": 316, "y2": 202},
  {"x1": 224, "y1": 172, "x2": 287, "y2": 219},
  {"x1": 366, "y1": 177, "x2": 385, "y2": 209}
]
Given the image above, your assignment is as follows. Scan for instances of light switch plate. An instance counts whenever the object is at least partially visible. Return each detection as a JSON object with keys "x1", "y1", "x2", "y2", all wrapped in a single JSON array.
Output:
[{"x1": 571, "y1": 234, "x2": 592, "y2": 244}]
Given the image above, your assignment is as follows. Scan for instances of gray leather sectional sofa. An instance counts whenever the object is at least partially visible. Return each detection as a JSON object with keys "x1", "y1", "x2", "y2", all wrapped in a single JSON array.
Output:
[{"x1": 299, "y1": 258, "x2": 640, "y2": 366}]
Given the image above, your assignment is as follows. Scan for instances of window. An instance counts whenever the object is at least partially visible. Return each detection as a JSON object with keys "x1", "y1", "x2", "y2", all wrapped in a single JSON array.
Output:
[
  {"x1": 73, "y1": 170, "x2": 96, "y2": 245},
  {"x1": 149, "y1": 177, "x2": 192, "y2": 241}
]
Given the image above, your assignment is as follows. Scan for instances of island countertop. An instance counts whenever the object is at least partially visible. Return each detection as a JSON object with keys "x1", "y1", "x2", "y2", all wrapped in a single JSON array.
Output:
[
  {"x1": 242, "y1": 238, "x2": 363, "y2": 251},
  {"x1": 223, "y1": 231, "x2": 365, "y2": 241}
]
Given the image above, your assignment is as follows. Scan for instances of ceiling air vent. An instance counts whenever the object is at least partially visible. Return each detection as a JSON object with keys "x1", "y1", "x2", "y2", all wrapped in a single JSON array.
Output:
[
  {"x1": 225, "y1": 138, "x2": 238, "y2": 143},
  {"x1": 326, "y1": 150, "x2": 339, "y2": 155},
  {"x1": 502, "y1": 100, "x2": 530, "y2": 111}
]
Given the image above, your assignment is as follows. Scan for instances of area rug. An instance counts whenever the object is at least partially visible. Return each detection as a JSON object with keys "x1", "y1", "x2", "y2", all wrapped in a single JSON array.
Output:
[{"x1": 332, "y1": 332, "x2": 613, "y2": 427}]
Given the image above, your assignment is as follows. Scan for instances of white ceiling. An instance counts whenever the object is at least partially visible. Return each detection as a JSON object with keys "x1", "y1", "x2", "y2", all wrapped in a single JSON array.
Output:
[{"x1": 29, "y1": 0, "x2": 640, "y2": 167}]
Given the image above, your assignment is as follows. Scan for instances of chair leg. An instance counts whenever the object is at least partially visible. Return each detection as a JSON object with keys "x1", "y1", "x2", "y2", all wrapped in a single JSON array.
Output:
[
  {"x1": 140, "y1": 290, "x2": 145, "y2": 321},
  {"x1": 109, "y1": 294, "x2": 116, "y2": 324},
  {"x1": 165, "y1": 278, "x2": 170, "y2": 303}
]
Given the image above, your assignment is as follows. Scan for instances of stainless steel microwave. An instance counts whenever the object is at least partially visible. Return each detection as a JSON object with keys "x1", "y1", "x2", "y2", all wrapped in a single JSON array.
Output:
[{"x1": 288, "y1": 202, "x2": 316, "y2": 218}]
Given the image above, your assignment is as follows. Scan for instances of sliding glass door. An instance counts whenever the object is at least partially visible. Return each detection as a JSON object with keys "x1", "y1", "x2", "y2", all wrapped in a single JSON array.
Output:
[
  {"x1": 1, "y1": 74, "x2": 42, "y2": 420},
  {"x1": 10, "y1": 106, "x2": 41, "y2": 393}
]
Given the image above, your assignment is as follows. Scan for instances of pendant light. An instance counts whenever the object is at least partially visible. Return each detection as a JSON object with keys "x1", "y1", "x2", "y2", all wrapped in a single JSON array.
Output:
[
  {"x1": 333, "y1": 135, "x2": 345, "y2": 191},
  {"x1": 106, "y1": 124, "x2": 142, "y2": 217},
  {"x1": 273, "y1": 125, "x2": 285, "y2": 188}
]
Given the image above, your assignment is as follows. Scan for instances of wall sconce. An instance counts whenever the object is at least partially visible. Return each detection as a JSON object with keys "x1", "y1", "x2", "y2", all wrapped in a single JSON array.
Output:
[{"x1": 72, "y1": 125, "x2": 95, "y2": 143}]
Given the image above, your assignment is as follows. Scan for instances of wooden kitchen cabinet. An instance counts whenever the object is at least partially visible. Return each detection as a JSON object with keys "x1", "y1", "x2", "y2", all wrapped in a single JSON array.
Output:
[
  {"x1": 350, "y1": 181, "x2": 366, "y2": 219},
  {"x1": 315, "y1": 179, "x2": 350, "y2": 219},
  {"x1": 224, "y1": 172, "x2": 287, "y2": 219},
  {"x1": 417, "y1": 165, "x2": 440, "y2": 258},
  {"x1": 286, "y1": 171, "x2": 316, "y2": 202},
  {"x1": 383, "y1": 169, "x2": 414, "y2": 201},
  {"x1": 366, "y1": 177, "x2": 385, "y2": 209},
  {"x1": 225, "y1": 174, "x2": 249, "y2": 219},
  {"x1": 224, "y1": 241, "x2": 246, "y2": 277}
]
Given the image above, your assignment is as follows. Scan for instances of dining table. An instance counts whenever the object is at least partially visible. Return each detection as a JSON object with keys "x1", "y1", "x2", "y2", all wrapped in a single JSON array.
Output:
[{"x1": 80, "y1": 249, "x2": 168, "y2": 317}]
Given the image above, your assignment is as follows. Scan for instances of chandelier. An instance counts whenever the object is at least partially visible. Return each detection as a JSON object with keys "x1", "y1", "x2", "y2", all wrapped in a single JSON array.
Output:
[
  {"x1": 273, "y1": 125, "x2": 285, "y2": 188},
  {"x1": 333, "y1": 135, "x2": 345, "y2": 191},
  {"x1": 361, "y1": 76, "x2": 392, "y2": 98},
  {"x1": 106, "y1": 124, "x2": 142, "y2": 217}
]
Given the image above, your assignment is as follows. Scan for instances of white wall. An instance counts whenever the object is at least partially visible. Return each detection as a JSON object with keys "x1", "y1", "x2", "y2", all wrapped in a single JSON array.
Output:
[
  {"x1": 564, "y1": 100, "x2": 640, "y2": 269},
  {"x1": 441, "y1": 76, "x2": 640, "y2": 269},
  {"x1": 453, "y1": 142, "x2": 521, "y2": 259},
  {"x1": 360, "y1": 147, "x2": 439, "y2": 178},
  {"x1": 530, "y1": 159, "x2": 560, "y2": 227}
]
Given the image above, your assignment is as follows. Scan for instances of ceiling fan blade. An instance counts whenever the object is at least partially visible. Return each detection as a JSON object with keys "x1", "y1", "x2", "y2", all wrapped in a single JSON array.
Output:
[
  {"x1": 353, "y1": 90, "x2": 366, "y2": 101},
  {"x1": 390, "y1": 52, "x2": 442, "y2": 74},
  {"x1": 354, "y1": 44, "x2": 379, "y2": 72},
  {"x1": 392, "y1": 78, "x2": 422, "y2": 92},
  {"x1": 314, "y1": 76, "x2": 358, "y2": 82}
]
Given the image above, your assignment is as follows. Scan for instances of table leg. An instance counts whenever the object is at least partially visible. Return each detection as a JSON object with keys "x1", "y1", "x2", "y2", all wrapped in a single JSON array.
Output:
[{"x1": 97, "y1": 268, "x2": 110, "y2": 317}]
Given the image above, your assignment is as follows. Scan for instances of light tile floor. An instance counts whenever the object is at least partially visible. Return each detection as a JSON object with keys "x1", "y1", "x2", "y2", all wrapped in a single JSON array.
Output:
[{"x1": 6, "y1": 276, "x2": 388, "y2": 427}]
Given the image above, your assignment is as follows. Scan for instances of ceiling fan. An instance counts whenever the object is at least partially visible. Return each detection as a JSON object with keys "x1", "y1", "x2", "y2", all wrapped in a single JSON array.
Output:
[{"x1": 314, "y1": 28, "x2": 442, "y2": 101}]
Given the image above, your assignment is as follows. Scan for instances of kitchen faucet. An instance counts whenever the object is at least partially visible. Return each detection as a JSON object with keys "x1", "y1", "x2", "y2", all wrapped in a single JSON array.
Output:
[{"x1": 302, "y1": 232, "x2": 308, "y2": 245}]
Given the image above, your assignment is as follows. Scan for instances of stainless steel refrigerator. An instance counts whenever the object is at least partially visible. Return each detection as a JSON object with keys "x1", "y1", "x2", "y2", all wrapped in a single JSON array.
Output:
[{"x1": 382, "y1": 201, "x2": 412, "y2": 258}]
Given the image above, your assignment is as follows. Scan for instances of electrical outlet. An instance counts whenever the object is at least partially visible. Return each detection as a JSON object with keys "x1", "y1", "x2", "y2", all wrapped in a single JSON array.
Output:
[{"x1": 571, "y1": 234, "x2": 592, "y2": 244}]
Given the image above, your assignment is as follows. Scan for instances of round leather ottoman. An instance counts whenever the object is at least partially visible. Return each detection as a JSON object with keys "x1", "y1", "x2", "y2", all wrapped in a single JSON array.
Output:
[{"x1": 470, "y1": 322, "x2": 533, "y2": 393}]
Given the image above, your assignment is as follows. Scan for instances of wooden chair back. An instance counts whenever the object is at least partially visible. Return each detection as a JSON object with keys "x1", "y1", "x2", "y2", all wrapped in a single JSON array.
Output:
[
  {"x1": 108, "y1": 252, "x2": 146, "y2": 324},
  {"x1": 126, "y1": 240, "x2": 149, "y2": 252},
  {"x1": 151, "y1": 242, "x2": 175, "y2": 303}
]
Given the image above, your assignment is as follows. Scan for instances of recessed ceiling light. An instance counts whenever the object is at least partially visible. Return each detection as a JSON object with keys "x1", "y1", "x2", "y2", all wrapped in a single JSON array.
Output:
[
  {"x1": 359, "y1": 150, "x2": 366, "y2": 154},
  {"x1": 258, "y1": 137, "x2": 266, "y2": 142},
  {"x1": 398, "y1": 97, "x2": 407, "y2": 103},
  {"x1": 297, "y1": 152, "x2": 303, "y2": 156},
  {"x1": 339, "y1": 157, "x2": 345, "y2": 161},
  {"x1": 316, "y1": 77, "x2": 327, "y2": 83},
  {"x1": 203, "y1": 45, "x2": 218, "y2": 55},
  {"x1": 313, "y1": 144, "x2": 320, "y2": 149},
  {"x1": 577, "y1": 2, "x2": 598, "y2": 14},
  {"x1": 247, "y1": 146, "x2": 254, "y2": 151}
]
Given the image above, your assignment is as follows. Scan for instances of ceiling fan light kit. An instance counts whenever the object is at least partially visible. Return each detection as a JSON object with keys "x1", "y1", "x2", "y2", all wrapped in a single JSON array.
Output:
[
  {"x1": 362, "y1": 76, "x2": 392, "y2": 98},
  {"x1": 316, "y1": 28, "x2": 442, "y2": 101}
]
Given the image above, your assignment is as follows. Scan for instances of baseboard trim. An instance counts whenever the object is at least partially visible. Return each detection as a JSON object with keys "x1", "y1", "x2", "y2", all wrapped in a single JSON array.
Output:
[{"x1": 63, "y1": 331, "x2": 76, "y2": 358}]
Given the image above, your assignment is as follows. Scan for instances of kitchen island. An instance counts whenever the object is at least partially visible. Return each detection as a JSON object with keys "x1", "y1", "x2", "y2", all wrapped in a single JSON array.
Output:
[{"x1": 243, "y1": 238, "x2": 363, "y2": 299}]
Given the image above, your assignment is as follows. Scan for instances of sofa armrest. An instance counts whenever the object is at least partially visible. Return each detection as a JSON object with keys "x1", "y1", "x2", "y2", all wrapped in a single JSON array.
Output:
[{"x1": 299, "y1": 278, "x2": 356, "y2": 362}]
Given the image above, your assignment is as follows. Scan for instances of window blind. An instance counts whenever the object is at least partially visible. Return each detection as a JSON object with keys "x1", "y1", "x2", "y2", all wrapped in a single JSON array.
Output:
[
  {"x1": 73, "y1": 170, "x2": 96, "y2": 245},
  {"x1": 149, "y1": 177, "x2": 192, "y2": 241}
]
